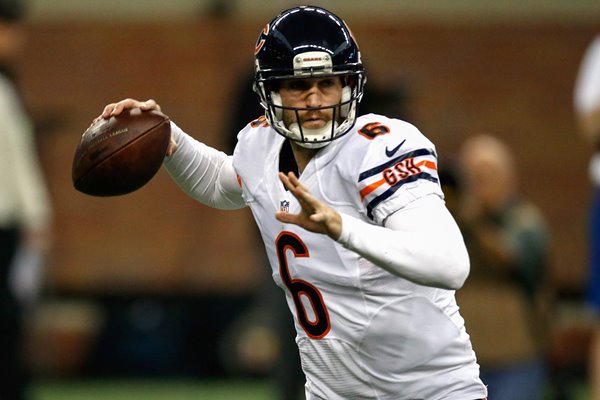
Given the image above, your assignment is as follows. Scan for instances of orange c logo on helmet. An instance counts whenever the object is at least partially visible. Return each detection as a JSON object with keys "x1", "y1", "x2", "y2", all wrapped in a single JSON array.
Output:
[{"x1": 254, "y1": 23, "x2": 270, "y2": 55}]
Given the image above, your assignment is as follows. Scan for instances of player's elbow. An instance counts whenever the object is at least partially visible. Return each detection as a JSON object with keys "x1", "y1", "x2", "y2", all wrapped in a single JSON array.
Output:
[
  {"x1": 445, "y1": 259, "x2": 470, "y2": 290},
  {"x1": 437, "y1": 248, "x2": 470, "y2": 290}
]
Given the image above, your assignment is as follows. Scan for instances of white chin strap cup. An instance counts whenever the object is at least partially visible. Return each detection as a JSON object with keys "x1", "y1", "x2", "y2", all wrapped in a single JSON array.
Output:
[{"x1": 288, "y1": 120, "x2": 339, "y2": 149}]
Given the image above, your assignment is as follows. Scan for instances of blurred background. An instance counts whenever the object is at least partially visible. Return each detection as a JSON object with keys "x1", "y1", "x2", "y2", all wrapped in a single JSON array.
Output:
[{"x1": 9, "y1": 0, "x2": 600, "y2": 398}]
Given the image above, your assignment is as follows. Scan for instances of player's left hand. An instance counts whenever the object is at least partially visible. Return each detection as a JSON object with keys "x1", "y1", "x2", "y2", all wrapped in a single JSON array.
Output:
[{"x1": 276, "y1": 172, "x2": 342, "y2": 240}]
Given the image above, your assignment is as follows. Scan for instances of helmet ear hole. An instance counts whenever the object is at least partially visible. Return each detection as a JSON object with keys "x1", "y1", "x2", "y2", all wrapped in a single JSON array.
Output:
[
  {"x1": 340, "y1": 86, "x2": 351, "y2": 118},
  {"x1": 270, "y1": 91, "x2": 283, "y2": 120}
]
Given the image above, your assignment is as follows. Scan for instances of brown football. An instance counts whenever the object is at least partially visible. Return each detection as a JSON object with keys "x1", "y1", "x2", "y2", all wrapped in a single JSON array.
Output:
[{"x1": 72, "y1": 108, "x2": 171, "y2": 196}]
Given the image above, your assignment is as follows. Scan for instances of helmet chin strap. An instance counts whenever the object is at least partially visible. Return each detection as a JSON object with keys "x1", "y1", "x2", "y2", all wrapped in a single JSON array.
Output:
[
  {"x1": 288, "y1": 121, "x2": 338, "y2": 149},
  {"x1": 340, "y1": 86, "x2": 351, "y2": 118}
]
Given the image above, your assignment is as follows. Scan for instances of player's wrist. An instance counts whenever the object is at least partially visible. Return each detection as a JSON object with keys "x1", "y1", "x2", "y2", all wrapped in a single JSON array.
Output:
[
  {"x1": 325, "y1": 211, "x2": 342, "y2": 240},
  {"x1": 335, "y1": 212, "x2": 356, "y2": 245}
]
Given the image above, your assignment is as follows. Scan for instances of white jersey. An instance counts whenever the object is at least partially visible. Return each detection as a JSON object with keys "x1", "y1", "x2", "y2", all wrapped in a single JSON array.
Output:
[{"x1": 232, "y1": 114, "x2": 487, "y2": 399}]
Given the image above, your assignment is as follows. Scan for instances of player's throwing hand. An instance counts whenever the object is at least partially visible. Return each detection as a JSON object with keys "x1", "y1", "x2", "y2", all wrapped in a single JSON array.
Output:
[
  {"x1": 100, "y1": 98, "x2": 161, "y2": 118},
  {"x1": 97, "y1": 98, "x2": 178, "y2": 156}
]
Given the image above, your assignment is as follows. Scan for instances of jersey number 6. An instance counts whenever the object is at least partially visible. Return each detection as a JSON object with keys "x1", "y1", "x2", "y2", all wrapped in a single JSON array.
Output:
[{"x1": 276, "y1": 232, "x2": 331, "y2": 339}]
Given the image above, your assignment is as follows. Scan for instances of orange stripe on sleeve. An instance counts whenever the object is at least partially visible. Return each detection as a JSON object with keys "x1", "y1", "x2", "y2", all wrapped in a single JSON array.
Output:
[
  {"x1": 359, "y1": 178, "x2": 386, "y2": 200},
  {"x1": 416, "y1": 160, "x2": 437, "y2": 170}
]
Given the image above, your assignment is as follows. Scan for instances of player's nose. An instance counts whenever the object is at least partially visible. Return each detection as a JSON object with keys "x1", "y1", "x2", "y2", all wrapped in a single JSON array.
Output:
[{"x1": 305, "y1": 85, "x2": 322, "y2": 108}]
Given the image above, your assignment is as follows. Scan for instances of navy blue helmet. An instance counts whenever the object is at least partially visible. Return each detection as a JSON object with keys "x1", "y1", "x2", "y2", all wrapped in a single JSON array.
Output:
[{"x1": 253, "y1": 6, "x2": 366, "y2": 148}]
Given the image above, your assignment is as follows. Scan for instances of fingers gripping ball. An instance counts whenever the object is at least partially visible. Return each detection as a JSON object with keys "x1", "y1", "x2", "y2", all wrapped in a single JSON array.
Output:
[{"x1": 72, "y1": 108, "x2": 171, "y2": 196}]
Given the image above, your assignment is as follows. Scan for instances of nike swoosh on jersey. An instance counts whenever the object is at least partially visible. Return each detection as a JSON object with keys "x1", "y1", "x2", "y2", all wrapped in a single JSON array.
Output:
[{"x1": 385, "y1": 139, "x2": 406, "y2": 157}]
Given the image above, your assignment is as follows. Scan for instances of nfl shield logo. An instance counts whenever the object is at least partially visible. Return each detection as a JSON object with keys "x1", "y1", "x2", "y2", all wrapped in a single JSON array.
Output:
[{"x1": 280, "y1": 200, "x2": 290, "y2": 213}]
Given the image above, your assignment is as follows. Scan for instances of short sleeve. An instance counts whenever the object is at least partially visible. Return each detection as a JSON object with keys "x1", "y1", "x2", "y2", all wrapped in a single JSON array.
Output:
[{"x1": 354, "y1": 118, "x2": 442, "y2": 224}]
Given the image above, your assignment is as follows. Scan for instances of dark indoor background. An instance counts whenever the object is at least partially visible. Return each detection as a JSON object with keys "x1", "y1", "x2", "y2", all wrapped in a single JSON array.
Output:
[{"x1": 15, "y1": 0, "x2": 600, "y2": 389}]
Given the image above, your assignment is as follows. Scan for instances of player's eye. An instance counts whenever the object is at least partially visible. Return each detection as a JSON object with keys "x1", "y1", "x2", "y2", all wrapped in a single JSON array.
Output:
[
  {"x1": 285, "y1": 80, "x2": 311, "y2": 91},
  {"x1": 319, "y1": 79, "x2": 336, "y2": 88}
]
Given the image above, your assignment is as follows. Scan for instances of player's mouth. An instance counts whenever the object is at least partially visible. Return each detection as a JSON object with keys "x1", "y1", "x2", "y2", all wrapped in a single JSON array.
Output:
[
  {"x1": 302, "y1": 118, "x2": 325, "y2": 129},
  {"x1": 300, "y1": 112, "x2": 330, "y2": 129}
]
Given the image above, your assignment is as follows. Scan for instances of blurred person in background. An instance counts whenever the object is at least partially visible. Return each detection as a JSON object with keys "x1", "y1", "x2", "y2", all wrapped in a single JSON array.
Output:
[
  {"x1": 99, "y1": 5, "x2": 488, "y2": 399},
  {"x1": 574, "y1": 33, "x2": 600, "y2": 400},
  {"x1": 0, "y1": 0, "x2": 53, "y2": 399},
  {"x1": 456, "y1": 134, "x2": 551, "y2": 400}
]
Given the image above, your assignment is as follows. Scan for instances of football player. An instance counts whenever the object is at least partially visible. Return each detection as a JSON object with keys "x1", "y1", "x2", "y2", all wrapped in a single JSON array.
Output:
[{"x1": 101, "y1": 6, "x2": 487, "y2": 399}]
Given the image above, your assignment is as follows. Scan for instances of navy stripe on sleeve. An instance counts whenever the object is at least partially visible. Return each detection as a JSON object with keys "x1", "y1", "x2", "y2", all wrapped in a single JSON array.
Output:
[{"x1": 358, "y1": 148, "x2": 437, "y2": 182}]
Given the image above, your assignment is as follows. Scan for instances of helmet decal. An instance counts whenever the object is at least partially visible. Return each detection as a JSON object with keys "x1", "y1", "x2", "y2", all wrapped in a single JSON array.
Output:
[{"x1": 254, "y1": 23, "x2": 269, "y2": 55}]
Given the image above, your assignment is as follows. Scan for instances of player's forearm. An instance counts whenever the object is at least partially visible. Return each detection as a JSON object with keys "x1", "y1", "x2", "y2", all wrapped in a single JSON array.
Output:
[
  {"x1": 163, "y1": 122, "x2": 245, "y2": 210},
  {"x1": 337, "y1": 195, "x2": 470, "y2": 290}
]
